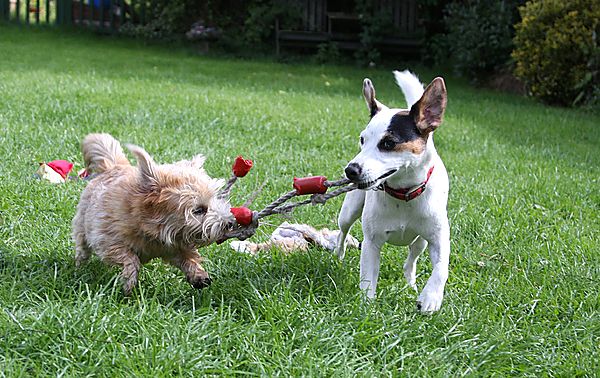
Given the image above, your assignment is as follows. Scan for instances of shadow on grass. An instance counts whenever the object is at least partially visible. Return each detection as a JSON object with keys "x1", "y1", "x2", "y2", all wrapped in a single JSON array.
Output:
[{"x1": 0, "y1": 243, "x2": 359, "y2": 313}]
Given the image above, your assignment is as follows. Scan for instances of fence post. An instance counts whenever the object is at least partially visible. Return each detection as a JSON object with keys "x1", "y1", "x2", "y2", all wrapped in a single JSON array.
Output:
[
  {"x1": 99, "y1": 0, "x2": 104, "y2": 29},
  {"x1": 56, "y1": 0, "x2": 72, "y2": 25},
  {"x1": 56, "y1": 0, "x2": 62, "y2": 24},
  {"x1": 0, "y1": 0, "x2": 8, "y2": 21},
  {"x1": 63, "y1": 0, "x2": 72, "y2": 25},
  {"x1": 119, "y1": 0, "x2": 123, "y2": 26}
]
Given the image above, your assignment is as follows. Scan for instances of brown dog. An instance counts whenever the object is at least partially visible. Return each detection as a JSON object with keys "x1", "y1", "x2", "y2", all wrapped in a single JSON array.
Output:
[{"x1": 72, "y1": 133, "x2": 234, "y2": 294}]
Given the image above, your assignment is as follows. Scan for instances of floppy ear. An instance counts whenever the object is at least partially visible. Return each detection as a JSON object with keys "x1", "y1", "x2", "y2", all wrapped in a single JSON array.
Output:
[
  {"x1": 126, "y1": 144, "x2": 159, "y2": 186},
  {"x1": 363, "y1": 78, "x2": 384, "y2": 117},
  {"x1": 410, "y1": 77, "x2": 447, "y2": 134}
]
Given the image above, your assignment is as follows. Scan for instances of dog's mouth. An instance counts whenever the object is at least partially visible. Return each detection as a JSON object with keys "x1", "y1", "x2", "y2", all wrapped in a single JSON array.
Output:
[{"x1": 355, "y1": 169, "x2": 397, "y2": 190}]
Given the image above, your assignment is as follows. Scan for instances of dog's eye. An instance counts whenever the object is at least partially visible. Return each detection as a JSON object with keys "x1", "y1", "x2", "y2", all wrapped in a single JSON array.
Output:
[
  {"x1": 360, "y1": 136, "x2": 364, "y2": 145},
  {"x1": 193, "y1": 206, "x2": 207, "y2": 216},
  {"x1": 379, "y1": 138, "x2": 396, "y2": 151}
]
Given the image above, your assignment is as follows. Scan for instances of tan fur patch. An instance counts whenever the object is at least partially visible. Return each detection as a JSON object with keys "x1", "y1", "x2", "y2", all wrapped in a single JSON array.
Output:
[{"x1": 393, "y1": 138, "x2": 426, "y2": 154}]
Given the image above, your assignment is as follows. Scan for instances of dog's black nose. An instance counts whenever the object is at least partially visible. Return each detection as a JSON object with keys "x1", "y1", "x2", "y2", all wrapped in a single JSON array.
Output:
[{"x1": 345, "y1": 163, "x2": 362, "y2": 180}]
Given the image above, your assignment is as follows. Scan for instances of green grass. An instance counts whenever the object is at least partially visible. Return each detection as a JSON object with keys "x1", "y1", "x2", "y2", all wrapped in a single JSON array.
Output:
[{"x1": 1, "y1": 25, "x2": 599, "y2": 376}]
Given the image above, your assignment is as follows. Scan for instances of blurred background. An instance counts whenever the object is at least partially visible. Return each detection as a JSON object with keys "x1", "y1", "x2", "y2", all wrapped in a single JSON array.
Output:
[{"x1": 1, "y1": 0, "x2": 598, "y2": 109}]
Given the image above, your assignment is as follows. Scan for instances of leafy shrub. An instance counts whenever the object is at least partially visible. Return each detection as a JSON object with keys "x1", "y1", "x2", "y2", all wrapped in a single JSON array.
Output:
[
  {"x1": 512, "y1": 0, "x2": 600, "y2": 107},
  {"x1": 244, "y1": 1, "x2": 301, "y2": 44},
  {"x1": 119, "y1": 0, "x2": 210, "y2": 41},
  {"x1": 354, "y1": 0, "x2": 392, "y2": 66},
  {"x1": 440, "y1": 0, "x2": 524, "y2": 82},
  {"x1": 314, "y1": 42, "x2": 341, "y2": 64},
  {"x1": 119, "y1": 0, "x2": 301, "y2": 53},
  {"x1": 419, "y1": 0, "x2": 453, "y2": 66}
]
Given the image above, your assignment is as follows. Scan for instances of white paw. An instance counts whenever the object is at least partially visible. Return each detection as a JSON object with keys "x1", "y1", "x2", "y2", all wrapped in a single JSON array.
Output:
[
  {"x1": 359, "y1": 281, "x2": 377, "y2": 299},
  {"x1": 417, "y1": 289, "x2": 443, "y2": 313}
]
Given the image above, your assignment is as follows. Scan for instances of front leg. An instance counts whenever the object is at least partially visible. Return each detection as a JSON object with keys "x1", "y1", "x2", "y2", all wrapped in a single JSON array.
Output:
[
  {"x1": 336, "y1": 190, "x2": 365, "y2": 260},
  {"x1": 98, "y1": 247, "x2": 141, "y2": 296},
  {"x1": 418, "y1": 226, "x2": 450, "y2": 313},
  {"x1": 359, "y1": 236, "x2": 385, "y2": 298},
  {"x1": 168, "y1": 249, "x2": 212, "y2": 289}
]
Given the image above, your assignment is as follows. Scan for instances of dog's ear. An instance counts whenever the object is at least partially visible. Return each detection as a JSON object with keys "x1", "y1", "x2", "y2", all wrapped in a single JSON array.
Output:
[
  {"x1": 126, "y1": 144, "x2": 159, "y2": 186},
  {"x1": 191, "y1": 154, "x2": 206, "y2": 169},
  {"x1": 209, "y1": 177, "x2": 225, "y2": 192},
  {"x1": 410, "y1": 77, "x2": 447, "y2": 134},
  {"x1": 363, "y1": 78, "x2": 384, "y2": 117}
]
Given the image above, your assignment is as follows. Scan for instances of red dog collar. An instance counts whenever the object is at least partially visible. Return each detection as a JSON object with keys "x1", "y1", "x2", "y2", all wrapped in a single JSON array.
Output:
[{"x1": 383, "y1": 166, "x2": 435, "y2": 201}]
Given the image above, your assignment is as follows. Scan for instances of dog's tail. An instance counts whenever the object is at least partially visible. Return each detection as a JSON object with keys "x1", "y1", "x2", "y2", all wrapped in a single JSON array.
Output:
[
  {"x1": 393, "y1": 70, "x2": 425, "y2": 109},
  {"x1": 82, "y1": 133, "x2": 130, "y2": 173}
]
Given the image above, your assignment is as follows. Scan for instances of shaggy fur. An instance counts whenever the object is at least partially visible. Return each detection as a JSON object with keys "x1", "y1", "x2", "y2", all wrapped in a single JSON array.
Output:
[{"x1": 72, "y1": 133, "x2": 234, "y2": 294}]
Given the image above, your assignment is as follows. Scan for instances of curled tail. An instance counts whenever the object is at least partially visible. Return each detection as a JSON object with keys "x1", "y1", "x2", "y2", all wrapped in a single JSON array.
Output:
[
  {"x1": 81, "y1": 133, "x2": 130, "y2": 173},
  {"x1": 393, "y1": 70, "x2": 425, "y2": 109}
]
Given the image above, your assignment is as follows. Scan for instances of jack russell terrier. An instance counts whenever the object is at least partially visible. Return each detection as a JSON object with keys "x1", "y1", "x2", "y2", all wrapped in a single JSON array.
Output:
[{"x1": 336, "y1": 70, "x2": 449, "y2": 313}]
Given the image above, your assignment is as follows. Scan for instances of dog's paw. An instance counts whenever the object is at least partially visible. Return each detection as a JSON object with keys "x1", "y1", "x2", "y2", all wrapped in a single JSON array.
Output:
[
  {"x1": 335, "y1": 246, "x2": 346, "y2": 260},
  {"x1": 416, "y1": 290, "x2": 443, "y2": 314},
  {"x1": 191, "y1": 275, "x2": 212, "y2": 289},
  {"x1": 406, "y1": 280, "x2": 418, "y2": 293}
]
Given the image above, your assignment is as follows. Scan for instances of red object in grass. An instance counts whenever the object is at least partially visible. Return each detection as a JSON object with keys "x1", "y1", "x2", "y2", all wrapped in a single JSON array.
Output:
[
  {"x1": 46, "y1": 160, "x2": 74, "y2": 179},
  {"x1": 232, "y1": 156, "x2": 253, "y2": 177},
  {"x1": 230, "y1": 207, "x2": 253, "y2": 226},
  {"x1": 293, "y1": 176, "x2": 328, "y2": 195}
]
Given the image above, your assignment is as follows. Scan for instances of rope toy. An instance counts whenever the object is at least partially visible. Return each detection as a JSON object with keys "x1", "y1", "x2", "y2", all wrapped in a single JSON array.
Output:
[{"x1": 217, "y1": 156, "x2": 357, "y2": 243}]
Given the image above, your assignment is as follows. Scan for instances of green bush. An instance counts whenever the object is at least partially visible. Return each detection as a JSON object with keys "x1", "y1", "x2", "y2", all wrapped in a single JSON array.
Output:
[
  {"x1": 120, "y1": 0, "x2": 210, "y2": 41},
  {"x1": 119, "y1": 0, "x2": 301, "y2": 53},
  {"x1": 512, "y1": 0, "x2": 600, "y2": 107},
  {"x1": 440, "y1": 0, "x2": 524, "y2": 82},
  {"x1": 314, "y1": 42, "x2": 341, "y2": 64},
  {"x1": 353, "y1": 0, "x2": 392, "y2": 66}
]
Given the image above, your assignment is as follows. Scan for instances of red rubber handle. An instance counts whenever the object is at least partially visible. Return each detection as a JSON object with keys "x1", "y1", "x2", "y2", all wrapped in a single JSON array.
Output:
[
  {"x1": 293, "y1": 176, "x2": 328, "y2": 195},
  {"x1": 230, "y1": 207, "x2": 253, "y2": 226},
  {"x1": 232, "y1": 156, "x2": 253, "y2": 177}
]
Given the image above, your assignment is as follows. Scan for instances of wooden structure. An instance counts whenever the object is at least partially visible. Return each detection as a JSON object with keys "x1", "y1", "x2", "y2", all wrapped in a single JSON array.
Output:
[
  {"x1": 0, "y1": 0, "x2": 144, "y2": 32},
  {"x1": 275, "y1": 0, "x2": 422, "y2": 55}
]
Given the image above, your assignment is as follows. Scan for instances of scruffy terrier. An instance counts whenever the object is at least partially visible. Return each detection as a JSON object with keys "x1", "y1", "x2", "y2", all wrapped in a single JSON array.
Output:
[{"x1": 72, "y1": 133, "x2": 234, "y2": 294}]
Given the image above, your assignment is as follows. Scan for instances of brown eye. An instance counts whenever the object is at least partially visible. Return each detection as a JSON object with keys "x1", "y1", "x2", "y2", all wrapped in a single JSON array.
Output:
[
  {"x1": 193, "y1": 206, "x2": 207, "y2": 215},
  {"x1": 379, "y1": 138, "x2": 396, "y2": 151}
]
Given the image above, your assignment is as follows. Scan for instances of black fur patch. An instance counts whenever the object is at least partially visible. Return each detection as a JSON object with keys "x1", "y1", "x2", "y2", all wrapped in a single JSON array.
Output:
[
  {"x1": 377, "y1": 111, "x2": 422, "y2": 151},
  {"x1": 369, "y1": 100, "x2": 379, "y2": 118}
]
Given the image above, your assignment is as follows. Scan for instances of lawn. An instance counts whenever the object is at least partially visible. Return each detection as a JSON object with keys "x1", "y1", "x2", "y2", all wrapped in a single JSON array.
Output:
[{"x1": 0, "y1": 25, "x2": 599, "y2": 376}]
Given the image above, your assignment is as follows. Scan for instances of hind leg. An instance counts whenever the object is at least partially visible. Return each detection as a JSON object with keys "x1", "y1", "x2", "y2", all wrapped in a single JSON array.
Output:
[
  {"x1": 335, "y1": 190, "x2": 365, "y2": 260},
  {"x1": 72, "y1": 216, "x2": 92, "y2": 268},
  {"x1": 74, "y1": 235, "x2": 92, "y2": 268},
  {"x1": 120, "y1": 255, "x2": 142, "y2": 295},
  {"x1": 404, "y1": 236, "x2": 428, "y2": 291}
]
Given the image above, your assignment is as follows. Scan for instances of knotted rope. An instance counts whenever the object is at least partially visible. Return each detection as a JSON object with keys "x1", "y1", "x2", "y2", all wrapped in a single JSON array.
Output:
[
  {"x1": 215, "y1": 156, "x2": 357, "y2": 243},
  {"x1": 218, "y1": 174, "x2": 356, "y2": 242}
]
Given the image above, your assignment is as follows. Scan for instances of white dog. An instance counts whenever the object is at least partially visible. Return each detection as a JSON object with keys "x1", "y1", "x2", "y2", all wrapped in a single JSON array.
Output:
[{"x1": 336, "y1": 70, "x2": 449, "y2": 313}]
